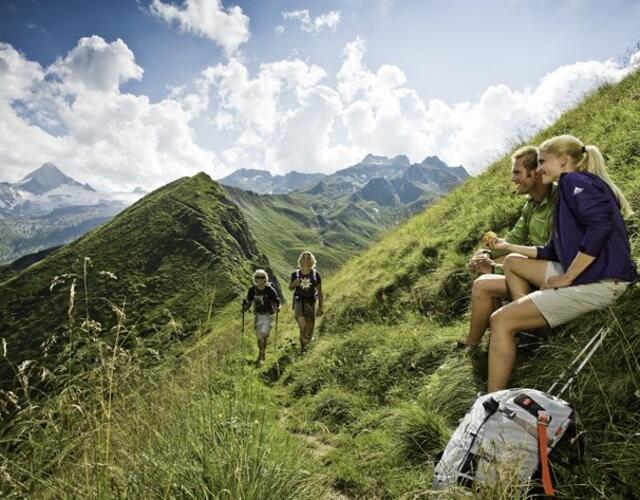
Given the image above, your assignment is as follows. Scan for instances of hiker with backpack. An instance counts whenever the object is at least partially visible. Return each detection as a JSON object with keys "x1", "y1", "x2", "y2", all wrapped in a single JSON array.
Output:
[
  {"x1": 459, "y1": 145, "x2": 558, "y2": 349},
  {"x1": 289, "y1": 251, "x2": 323, "y2": 353},
  {"x1": 242, "y1": 269, "x2": 281, "y2": 365},
  {"x1": 486, "y1": 134, "x2": 636, "y2": 391}
]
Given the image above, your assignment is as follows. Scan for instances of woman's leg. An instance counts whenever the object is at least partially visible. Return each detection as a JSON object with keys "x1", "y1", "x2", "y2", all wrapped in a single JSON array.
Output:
[
  {"x1": 488, "y1": 297, "x2": 549, "y2": 392},
  {"x1": 503, "y1": 256, "x2": 550, "y2": 300},
  {"x1": 465, "y1": 274, "x2": 509, "y2": 346}
]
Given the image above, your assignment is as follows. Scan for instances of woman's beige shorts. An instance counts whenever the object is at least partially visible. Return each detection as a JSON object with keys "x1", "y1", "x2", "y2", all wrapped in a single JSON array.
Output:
[{"x1": 528, "y1": 261, "x2": 630, "y2": 328}]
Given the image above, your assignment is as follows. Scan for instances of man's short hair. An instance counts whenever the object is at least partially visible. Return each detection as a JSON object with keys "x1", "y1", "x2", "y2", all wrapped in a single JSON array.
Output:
[{"x1": 511, "y1": 146, "x2": 538, "y2": 172}]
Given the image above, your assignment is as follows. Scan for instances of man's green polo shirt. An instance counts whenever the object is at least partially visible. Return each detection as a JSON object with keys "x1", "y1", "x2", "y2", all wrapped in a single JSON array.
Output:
[{"x1": 492, "y1": 183, "x2": 558, "y2": 274}]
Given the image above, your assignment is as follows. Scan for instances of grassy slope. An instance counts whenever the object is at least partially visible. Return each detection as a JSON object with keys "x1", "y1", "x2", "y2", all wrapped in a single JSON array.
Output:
[
  {"x1": 0, "y1": 173, "x2": 275, "y2": 385},
  {"x1": 223, "y1": 186, "x2": 396, "y2": 285},
  {"x1": 3, "y1": 71, "x2": 640, "y2": 499},
  {"x1": 273, "y1": 72, "x2": 640, "y2": 497}
]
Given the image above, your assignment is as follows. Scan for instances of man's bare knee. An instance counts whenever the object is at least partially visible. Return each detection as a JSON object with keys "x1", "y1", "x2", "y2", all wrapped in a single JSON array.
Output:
[{"x1": 471, "y1": 277, "x2": 489, "y2": 298}]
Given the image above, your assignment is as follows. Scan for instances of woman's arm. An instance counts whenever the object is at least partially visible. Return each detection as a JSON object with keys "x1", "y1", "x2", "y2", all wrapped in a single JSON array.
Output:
[
  {"x1": 316, "y1": 283, "x2": 324, "y2": 315},
  {"x1": 289, "y1": 272, "x2": 300, "y2": 290},
  {"x1": 541, "y1": 252, "x2": 596, "y2": 290}
]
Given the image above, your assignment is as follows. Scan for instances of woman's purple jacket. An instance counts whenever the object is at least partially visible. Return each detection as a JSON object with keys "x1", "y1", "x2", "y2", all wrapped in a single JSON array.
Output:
[{"x1": 537, "y1": 171, "x2": 637, "y2": 285}]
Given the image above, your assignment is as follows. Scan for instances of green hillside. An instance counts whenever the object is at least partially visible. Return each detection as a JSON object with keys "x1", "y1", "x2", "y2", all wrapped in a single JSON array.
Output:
[
  {"x1": 0, "y1": 173, "x2": 276, "y2": 385},
  {"x1": 2, "y1": 70, "x2": 640, "y2": 498},
  {"x1": 223, "y1": 186, "x2": 398, "y2": 285},
  {"x1": 273, "y1": 70, "x2": 640, "y2": 497}
]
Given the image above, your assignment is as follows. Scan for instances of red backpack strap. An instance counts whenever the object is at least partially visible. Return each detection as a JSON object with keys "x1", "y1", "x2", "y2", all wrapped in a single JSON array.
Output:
[{"x1": 537, "y1": 411, "x2": 555, "y2": 497}]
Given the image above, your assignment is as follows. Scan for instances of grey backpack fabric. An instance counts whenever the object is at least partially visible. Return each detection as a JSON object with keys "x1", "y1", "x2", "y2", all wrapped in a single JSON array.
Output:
[
  {"x1": 433, "y1": 388, "x2": 572, "y2": 492},
  {"x1": 433, "y1": 327, "x2": 609, "y2": 496}
]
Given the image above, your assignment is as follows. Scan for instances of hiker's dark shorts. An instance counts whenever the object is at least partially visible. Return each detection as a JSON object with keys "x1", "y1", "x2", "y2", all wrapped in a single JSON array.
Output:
[{"x1": 294, "y1": 300, "x2": 316, "y2": 322}]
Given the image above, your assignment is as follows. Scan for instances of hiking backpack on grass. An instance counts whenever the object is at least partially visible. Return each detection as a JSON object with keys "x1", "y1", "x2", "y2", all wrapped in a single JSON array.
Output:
[{"x1": 433, "y1": 327, "x2": 608, "y2": 496}]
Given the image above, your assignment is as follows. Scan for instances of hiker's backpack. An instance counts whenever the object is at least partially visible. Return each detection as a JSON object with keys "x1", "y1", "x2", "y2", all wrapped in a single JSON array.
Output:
[
  {"x1": 294, "y1": 269, "x2": 318, "y2": 297},
  {"x1": 433, "y1": 327, "x2": 608, "y2": 496}
]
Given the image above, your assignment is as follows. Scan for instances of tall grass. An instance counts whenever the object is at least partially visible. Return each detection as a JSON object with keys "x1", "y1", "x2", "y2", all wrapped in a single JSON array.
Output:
[{"x1": 0, "y1": 260, "x2": 326, "y2": 499}]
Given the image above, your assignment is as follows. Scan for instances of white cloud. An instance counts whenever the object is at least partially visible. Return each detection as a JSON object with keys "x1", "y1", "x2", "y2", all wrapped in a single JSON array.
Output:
[
  {"x1": 150, "y1": 0, "x2": 249, "y2": 54},
  {"x1": 3, "y1": 34, "x2": 638, "y2": 193},
  {"x1": 0, "y1": 38, "x2": 225, "y2": 191},
  {"x1": 201, "y1": 58, "x2": 326, "y2": 134},
  {"x1": 274, "y1": 25, "x2": 285, "y2": 36},
  {"x1": 266, "y1": 85, "x2": 356, "y2": 173},
  {"x1": 333, "y1": 38, "x2": 636, "y2": 174},
  {"x1": 0, "y1": 43, "x2": 44, "y2": 100},
  {"x1": 282, "y1": 9, "x2": 342, "y2": 34},
  {"x1": 49, "y1": 36, "x2": 143, "y2": 93}
]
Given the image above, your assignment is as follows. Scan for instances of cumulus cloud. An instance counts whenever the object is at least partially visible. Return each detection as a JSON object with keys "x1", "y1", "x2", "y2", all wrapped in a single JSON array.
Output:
[
  {"x1": 3, "y1": 34, "x2": 638, "y2": 192},
  {"x1": 49, "y1": 36, "x2": 143, "y2": 93},
  {"x1": 201, "y1": 58, "x2": 326, "y2": 134},
  {"x1": 0, "y1": 38, "x2": 224, "y2": 191},
  {"x1": 282, "y1": 9, "x2": 342, "y2": 33},
  {"x1": 332, "y1": 38, "x2": 636, "y2": 173},
  {"x1": 435, "y1": 57, "x2": 632, "y2": 172},
  {"x1": 150, "y1": 0, "x2": 249, "y2": 54}
]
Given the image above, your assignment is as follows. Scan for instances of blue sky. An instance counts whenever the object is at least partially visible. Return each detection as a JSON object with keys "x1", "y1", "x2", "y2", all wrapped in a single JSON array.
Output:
[{"x1": 1, "y1": 0, "x2": 639, "y2": 190}]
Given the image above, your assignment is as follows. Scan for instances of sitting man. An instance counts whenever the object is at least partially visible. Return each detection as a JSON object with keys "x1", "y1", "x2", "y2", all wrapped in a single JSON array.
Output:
[{"x1": 459, "y1": 145, "x2": 557, "y2": 348}]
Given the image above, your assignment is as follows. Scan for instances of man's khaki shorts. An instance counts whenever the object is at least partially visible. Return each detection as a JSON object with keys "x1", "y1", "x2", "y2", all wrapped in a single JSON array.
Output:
[{"x1": 529, "y1": 261, "x2": 630, "y2": 328}]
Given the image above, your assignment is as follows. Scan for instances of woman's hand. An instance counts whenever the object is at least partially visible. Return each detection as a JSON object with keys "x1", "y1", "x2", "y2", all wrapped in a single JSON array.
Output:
[
  {"x1": 290, "y1": 278, "x2": 301, "y2": 289},
  {"x1": 541, "y1": 273, "x2": 574, "y2": 290}
]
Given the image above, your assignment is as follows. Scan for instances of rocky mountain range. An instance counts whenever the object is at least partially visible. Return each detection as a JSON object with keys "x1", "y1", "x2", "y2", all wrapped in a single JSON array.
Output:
[
  {"x1": 221, "y1": 154, "x2": 469, "y2": 210},
  {"x1": 218, "y1": 168, "x2": 325, "y2": 194},
  {"x1": 0, "y1": 163, "x2": 146, "y2": 264}
]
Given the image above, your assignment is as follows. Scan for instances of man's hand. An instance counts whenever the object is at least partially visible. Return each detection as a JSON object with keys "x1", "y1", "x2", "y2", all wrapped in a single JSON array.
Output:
[
  {"x1": 541, "y1": 273, "x2": 574, "y2": 290},
  {"x1": 490, "y1": 237, "x2": 508, "y2": 251},
  {"x1": 317, "y1": 306, "x2": 324, "y2": 317},
  {"x1": 468, "y1": 255, "x2": 494, "y2": 275}
]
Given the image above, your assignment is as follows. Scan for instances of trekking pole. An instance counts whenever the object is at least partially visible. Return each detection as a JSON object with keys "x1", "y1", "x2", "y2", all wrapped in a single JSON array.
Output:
[
  {"x1": 241, "y1": 300, "x2": 247, "y2": 365},
  {"x1": 274, "y1": 308, "x2": 280, "y2": 372},
  {"x1": 548, "y1": 326, "x2": 609, "y2": 397}
]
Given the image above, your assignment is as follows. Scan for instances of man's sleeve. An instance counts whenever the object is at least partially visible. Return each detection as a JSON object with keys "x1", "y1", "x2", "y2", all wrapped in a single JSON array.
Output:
[{"x1": 491, "y1": 203, "x2": 531, "y2": 258}]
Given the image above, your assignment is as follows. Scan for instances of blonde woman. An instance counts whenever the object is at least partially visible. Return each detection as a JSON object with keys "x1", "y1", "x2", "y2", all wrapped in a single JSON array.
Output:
[
  {"x1": 243, "y1": 269, "x2": 280, "y2": 365},
  {"x1": 487, "y1": 135, "x2": 636, "y2": 392},
  {"x1": 289, "y1": 251, "x2": 324, "y2": 353}
]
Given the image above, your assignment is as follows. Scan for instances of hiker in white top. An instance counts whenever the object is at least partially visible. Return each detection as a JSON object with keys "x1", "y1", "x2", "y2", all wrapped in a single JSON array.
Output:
[{"x1": 289, "y1": 251, "x2": 324, "y2": 353}]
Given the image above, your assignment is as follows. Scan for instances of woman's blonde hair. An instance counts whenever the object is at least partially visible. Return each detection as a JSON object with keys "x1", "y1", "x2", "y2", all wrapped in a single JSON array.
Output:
[
  {"x1": 253, "y1": 269, "x2": 269, "y2": 284},
  {"x1": 539, "y1": 134, "x2": 634, "y2": 218},
  {"x1": 297, "y1": 251, "x2": 317, "y2": 269}
]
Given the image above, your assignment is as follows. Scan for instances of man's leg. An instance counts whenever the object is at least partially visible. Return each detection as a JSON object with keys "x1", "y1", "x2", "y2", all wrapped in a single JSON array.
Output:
[
  {"x1": 503, "y1": 256, "x2": 549, "y2": 300},
  {"x1": 488, "y1": 297, "x2": 548, "y2": 392},
  {"x1": 465, "y1": 274, "x2": 509, "y2": 346}
]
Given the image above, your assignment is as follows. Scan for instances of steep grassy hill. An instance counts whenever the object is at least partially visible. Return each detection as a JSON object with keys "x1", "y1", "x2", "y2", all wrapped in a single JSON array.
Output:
[
  {"x1": 223, "y1": 186, "x2": 397, "y2": 285},
  {"x1": 0, "y1": 173, "x2": 276, "y2": 386},
  {"x1": 272, "y1": 71, "x2": 640, "y2": 497},
  {"x1": 3, "y1": 70, "x2": 640, "y2": 499}
]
